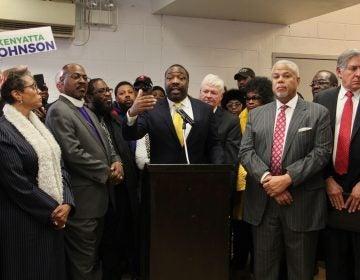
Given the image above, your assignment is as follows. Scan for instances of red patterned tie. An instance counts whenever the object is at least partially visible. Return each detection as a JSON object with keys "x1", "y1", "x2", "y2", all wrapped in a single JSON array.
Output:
[
  {"x1": 271, "y1": 105, "x2": 288, "y2": 175},
  {"x1": 335, "y1": 91, "x2": 353, "y2": 175}
]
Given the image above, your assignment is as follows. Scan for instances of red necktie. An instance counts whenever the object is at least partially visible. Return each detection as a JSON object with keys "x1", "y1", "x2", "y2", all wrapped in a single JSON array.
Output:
[
  {"x1": 271, "y1": 105, "x2": 288, "y2": 175},
  {"x1": 335, "y1": 91, "x2": 353, "y2": 175}
]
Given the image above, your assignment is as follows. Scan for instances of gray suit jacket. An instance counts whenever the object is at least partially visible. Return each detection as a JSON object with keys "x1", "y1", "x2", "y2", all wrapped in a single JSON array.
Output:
[
  {"x1": 46, "y1": 96, "x2": 120, "y2": 218},
  {"x1": 239, "y1": 98, "x2": 332, "y2": 231}
]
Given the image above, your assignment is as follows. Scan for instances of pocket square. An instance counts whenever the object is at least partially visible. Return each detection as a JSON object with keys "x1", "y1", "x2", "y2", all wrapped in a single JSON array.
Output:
[{"x1": 298, "y1": 127, "x2": 312, "y2": 132}]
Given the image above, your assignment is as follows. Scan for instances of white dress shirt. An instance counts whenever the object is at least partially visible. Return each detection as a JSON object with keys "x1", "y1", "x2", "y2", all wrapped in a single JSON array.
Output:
[
  {"x1": 126, "y1": 96, "x2": 194, "y2": 140},
  {"x1": 333, "y1": 86, "x2": 360, "y2": 165},
  {"x1": 260, "y1": 94, "x2": 299, "y2": 183}
]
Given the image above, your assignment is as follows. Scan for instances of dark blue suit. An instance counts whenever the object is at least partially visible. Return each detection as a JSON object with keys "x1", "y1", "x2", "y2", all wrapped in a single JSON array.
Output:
[
  {"x1": 123, "y1": 97, "x2": 224, "y2": 164},
  {"x1": 315, "y1": 87, "x2": 360, "y2": 280},
  {"x1": 0, "y1": 116, "x2": 74, "y2": 280}
]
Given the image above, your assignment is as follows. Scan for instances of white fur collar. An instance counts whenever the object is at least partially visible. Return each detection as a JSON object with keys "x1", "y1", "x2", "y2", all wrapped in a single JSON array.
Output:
[{"x1": 3, "y1": 104, "x2": 63, "y2": 204}]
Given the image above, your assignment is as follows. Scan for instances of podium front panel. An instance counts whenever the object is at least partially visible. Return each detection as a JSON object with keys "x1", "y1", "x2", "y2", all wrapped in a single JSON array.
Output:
[{"x1": 142, "y1": 164, "x2": 232, "y2": 280}]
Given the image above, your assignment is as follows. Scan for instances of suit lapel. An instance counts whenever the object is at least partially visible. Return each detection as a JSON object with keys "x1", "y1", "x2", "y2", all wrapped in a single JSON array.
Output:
[
  {"x1": 86, "y1": 108, "x2": 109, "y2": 153},
  {"x1": 282, "y1": 98, "x2": 306, "y2": 160},
  {"x1": 60, "y1": 96, "x2": 107, "y2": 153},
  {"x1": 158, "y1": 99, "x2": 179, "y2": 142},
  {"x1": 327, "y1": 88, "x2": 339, "y2": 134},
  {"x1": 352, "y1": 96, "x2": 360, "y2": 141},
  {"x1": 186, "y1": 97, "x2": 198, "y2": 142},
  {"x1": 262, "y1": 103, "x2": 276, "y2": 164}
]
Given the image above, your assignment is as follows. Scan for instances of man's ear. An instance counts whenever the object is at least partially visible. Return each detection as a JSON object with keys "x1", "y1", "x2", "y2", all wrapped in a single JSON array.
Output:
[{"x1": 56, "y1": 76, "x2": 65, "y2": 93}]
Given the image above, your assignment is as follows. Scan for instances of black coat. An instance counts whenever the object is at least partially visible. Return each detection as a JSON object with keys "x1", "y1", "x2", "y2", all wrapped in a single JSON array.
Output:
[{"x1": 122, "y1": 97, "x2": 224, "y2": 164}]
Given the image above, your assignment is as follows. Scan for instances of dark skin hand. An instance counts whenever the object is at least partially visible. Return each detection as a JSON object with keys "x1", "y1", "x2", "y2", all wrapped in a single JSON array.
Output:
[
  {"x1": 128, "y1": 90, "x2": 157, "y2": 117},
  {"x1": 51, "y1": 204, "x2": 72, "y2": 229},
  {"x1": 263, "y1": 174, "x2": 293, "y2": 205},
  {"x1": 109, "y1": 161, "x2": 124, "y2": 185}
]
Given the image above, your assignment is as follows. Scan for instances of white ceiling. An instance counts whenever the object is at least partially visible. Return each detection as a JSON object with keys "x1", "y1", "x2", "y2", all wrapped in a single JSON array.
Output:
[{"x1": 151, "y1": 0, "x2": 360, "y2": 25}]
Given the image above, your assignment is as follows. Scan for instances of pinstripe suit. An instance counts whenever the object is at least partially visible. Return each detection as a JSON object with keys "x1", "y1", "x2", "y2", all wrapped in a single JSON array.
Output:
[
  {"x1": 0, "y1": 116, "x2": 74, "y2": 280},
  {"x1": 239, "y1": 98, "x2": 332, "y2": 279}
]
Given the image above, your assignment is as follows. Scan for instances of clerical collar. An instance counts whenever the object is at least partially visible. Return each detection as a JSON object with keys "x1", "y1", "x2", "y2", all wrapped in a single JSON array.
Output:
[{"x1": 60, "y1": 93, "x2": 85, "y2": 108}]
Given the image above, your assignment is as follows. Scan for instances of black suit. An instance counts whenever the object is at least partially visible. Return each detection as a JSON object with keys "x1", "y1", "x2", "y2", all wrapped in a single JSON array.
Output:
[
  {"x1": 315, "y1": 87, "x2": 360, "y2": 280},
  {"x1": 214, "y1": 107, "x2": 241, "y2": 165},
  {"x1": 123, "y1": 97, "x2": 224, "y2": 164},
  {"x1": 100, "y1": 113, "x2": 140, "y2": 280}
]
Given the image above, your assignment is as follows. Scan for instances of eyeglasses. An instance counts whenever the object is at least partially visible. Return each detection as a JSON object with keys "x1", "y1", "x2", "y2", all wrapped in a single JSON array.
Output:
[
  {"x1": 95, "y1": 87, "x2": 113, "y2": 95},
  {"x1": 245, "y1": 95, "x2": 262, "y2": 101},
  {"x1": 226, "y1": 101, "x2": 242, "y2": 109},
  {"x1": 23, "y1": 83, "x2": 38, "y2": 91},
  {"x1": 67, "y1": 72, "x2": 90, "y2": 82},
  {"x1": 309, "y1": 80, "x2": 330, "y2": 87}
]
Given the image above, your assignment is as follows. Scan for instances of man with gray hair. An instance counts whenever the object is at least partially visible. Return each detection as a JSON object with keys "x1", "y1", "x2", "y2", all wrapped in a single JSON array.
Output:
[
  {"x1": 314, "y1": 49, "x2": 360, "y2": 280},
  {"x1": 199, "y1": 74, "x2": 241, "y2": 164},
  {"x1": 240, "y1": 60, "x2": 332, "y2": 280}
]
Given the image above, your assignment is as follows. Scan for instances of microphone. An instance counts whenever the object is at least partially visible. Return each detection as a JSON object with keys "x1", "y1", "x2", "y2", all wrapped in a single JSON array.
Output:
[{"x1": 175, "y1": 107, "x2": 195, "y2": 126}]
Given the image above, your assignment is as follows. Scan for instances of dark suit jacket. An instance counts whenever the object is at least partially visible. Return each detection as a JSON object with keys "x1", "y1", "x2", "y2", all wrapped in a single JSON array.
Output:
[
  {"x1": 105, "y1": 114, "x2": 139, "y2": 217},
  {"x1": 240, "y1": 98, "x2": 332, "y2": 231},
  {"x1": 214, "y1": 107, "x2": 241, "y2": 164},
  {"x1": 0, "y1": 116, "x2": 74, "y2": 280},
  {"x1": 123, "y1": 97, "x2": 224, "y2": 164},
  {"x1": 315, "y1": 87, "x2": 360, "y2": 192},
  {"x1": 46, "y1": 96, "x2": 119, "y2": 218}
]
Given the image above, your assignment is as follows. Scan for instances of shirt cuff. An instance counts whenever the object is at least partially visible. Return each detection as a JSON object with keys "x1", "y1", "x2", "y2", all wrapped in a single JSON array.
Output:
[
  {"x1": 260, "y1": 171, "x2": 271, "y2": 183},
  {"x1": 126, "y1": 111, "x2": 137, "y2": 126}
]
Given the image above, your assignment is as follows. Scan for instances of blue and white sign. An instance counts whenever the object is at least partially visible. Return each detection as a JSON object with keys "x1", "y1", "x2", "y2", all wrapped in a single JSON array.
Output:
[{"x1": 0, "y1": 26, "x2": 57, "y2": 58}]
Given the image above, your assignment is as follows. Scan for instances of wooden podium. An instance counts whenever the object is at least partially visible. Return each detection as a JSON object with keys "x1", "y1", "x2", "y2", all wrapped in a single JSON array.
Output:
[{"x1": 141, "y1": 164, "x2": 233, "y2": 280}]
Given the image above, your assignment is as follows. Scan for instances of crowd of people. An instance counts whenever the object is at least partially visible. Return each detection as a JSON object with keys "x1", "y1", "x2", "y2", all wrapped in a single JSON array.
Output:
[{"x1": 0, "y1": 48, "x2": 360, "y2": 280}]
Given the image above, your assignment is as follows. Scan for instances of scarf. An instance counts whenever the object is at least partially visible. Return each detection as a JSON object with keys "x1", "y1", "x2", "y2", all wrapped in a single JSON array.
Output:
[{"x1": 3, "y1": 104, "x2": 63, "y2": 204}]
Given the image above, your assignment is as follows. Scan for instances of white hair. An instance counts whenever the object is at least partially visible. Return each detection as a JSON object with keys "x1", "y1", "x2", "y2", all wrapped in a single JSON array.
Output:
[
  {"x1": 272, "y1": 60, "x2": 300, "y2": 77},
  {"x1": 200, "y1": 74, "x2": 225, "y2": 94}
]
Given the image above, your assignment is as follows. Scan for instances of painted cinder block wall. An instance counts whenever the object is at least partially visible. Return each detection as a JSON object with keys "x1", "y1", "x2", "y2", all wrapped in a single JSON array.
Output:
[{"x1": 1, "y1": 0, "x2": 360, "y2": 102}]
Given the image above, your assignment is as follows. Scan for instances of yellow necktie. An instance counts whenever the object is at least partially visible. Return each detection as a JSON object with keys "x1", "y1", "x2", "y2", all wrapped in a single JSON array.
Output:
[{"x1": 173, "y1": 103, "x2": 184, "y2": 146}]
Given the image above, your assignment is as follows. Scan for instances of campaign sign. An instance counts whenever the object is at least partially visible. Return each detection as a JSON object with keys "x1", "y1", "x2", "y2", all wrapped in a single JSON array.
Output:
[{"x1": 0, "y1": 26, "x2": 57, "y2": 58}]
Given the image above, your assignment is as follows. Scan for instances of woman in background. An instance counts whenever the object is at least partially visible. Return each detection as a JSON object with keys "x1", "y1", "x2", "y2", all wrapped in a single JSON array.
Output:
[
  {"x1": 221, "y1": 88, "x2": 244, "y2": 116},
  {"x1": 0, "y1": 67, "x2": 74, "y2": 280},
  {"x1": 231, "y1": 77, "x2": 274, "y2": 276}
]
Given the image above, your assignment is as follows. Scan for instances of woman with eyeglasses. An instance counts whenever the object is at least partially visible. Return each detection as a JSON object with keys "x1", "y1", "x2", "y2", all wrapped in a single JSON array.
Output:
[
  {"x1": 221, "y1": 88, "x2": 244, "y2": 116},
  {"x1": 0, "y1": 66, "x2": 74, "y2": 280},
  {"x1": 231, "y1": 76, "x2": 274, "y2": 275}
]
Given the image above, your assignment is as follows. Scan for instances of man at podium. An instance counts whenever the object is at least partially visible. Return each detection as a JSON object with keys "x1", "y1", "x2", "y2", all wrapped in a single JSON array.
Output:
[{"x1": 122, "y1": 64, "x2": 224, "y2": 164}]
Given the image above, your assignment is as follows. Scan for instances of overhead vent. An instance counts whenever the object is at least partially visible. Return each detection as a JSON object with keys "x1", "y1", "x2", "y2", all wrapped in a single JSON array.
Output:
[
  {"x1": 0, "y1": 0, "x2": 76, "y2": 38},
  {"x1": 0, "y1": 20, "x2": 75, "y2": 38}
]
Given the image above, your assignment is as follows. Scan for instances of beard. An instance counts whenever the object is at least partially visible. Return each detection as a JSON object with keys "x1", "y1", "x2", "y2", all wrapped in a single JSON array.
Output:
[
  {"x1": 166, "y1": 88, "x2": 187, "y2": 103},
  {"x1": 93, "y1": 98, "x2": 111, "y2": 116}
]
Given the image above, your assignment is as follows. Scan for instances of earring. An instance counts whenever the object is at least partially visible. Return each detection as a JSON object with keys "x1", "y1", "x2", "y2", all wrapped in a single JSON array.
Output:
[{"x1": 19, "y1": 100, "x2": 23, "y2": 104}]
